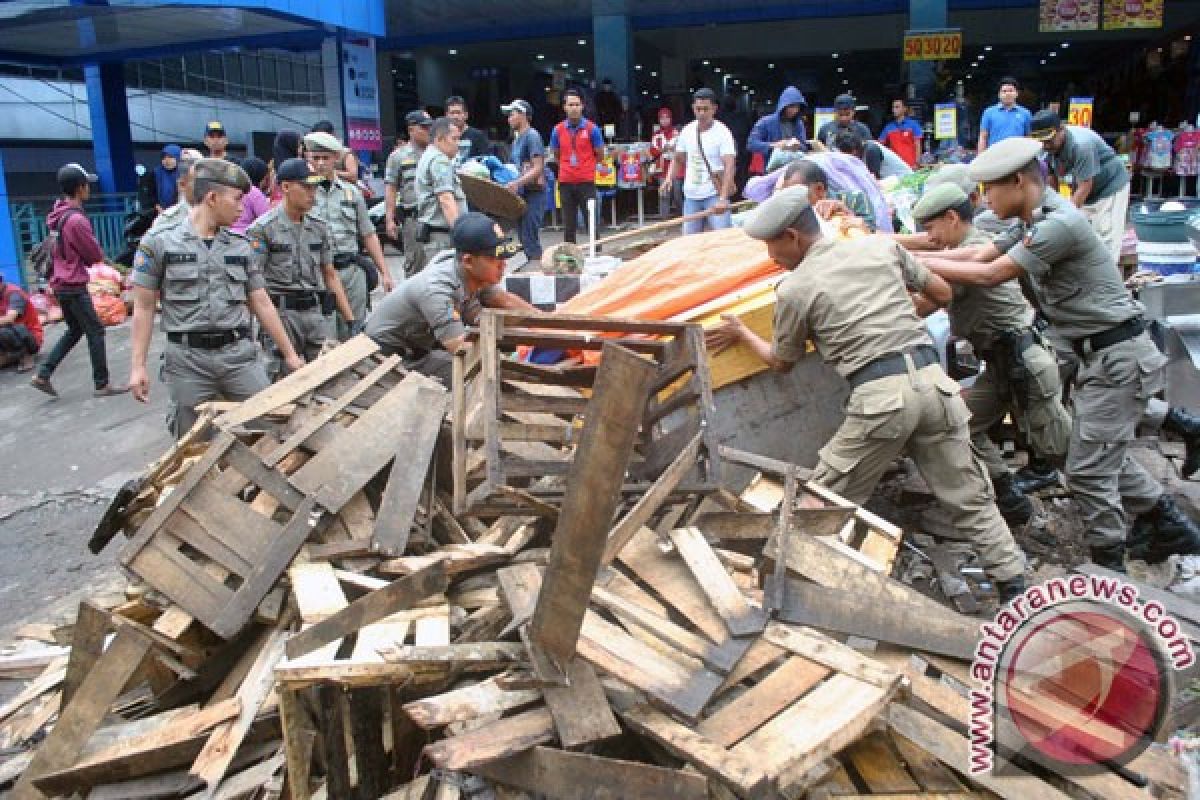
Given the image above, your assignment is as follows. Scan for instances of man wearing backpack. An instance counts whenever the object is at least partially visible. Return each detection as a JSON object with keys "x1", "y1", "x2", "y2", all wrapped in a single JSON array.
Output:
[{"x1": 30, "y1": 163, "x2": 127, "y2": 398}]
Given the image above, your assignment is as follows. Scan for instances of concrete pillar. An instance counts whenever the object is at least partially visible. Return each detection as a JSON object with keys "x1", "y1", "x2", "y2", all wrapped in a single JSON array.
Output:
[
  {"x1": 321, "y1": 35, "x2": 345, "y2": 138},
  {"x1": 0, "y1": 150, "x2": 22, "y2": 288},
  {"x1": 84, "y1": 63, "x2": 135, "y2": 194},
  {"x1": 592, "y1": 7, "x2": 634, "y2": 101},
  {"x1": 908, "y1": 0, "x2": 947, "y2": 111}
]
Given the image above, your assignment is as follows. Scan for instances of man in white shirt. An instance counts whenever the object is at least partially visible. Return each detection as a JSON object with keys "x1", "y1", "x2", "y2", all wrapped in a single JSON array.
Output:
[{"x1": 663, "y1": 88, "x2": 737, "y2": 234}]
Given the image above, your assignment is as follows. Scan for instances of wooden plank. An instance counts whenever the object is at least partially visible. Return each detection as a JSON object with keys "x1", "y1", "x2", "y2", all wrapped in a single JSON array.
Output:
[
  {"x1": 618, "y1": 703, "x2": 769, "y2": 799},
  {"x1": 763, "y1": 622, "x2": 898, "y2": 690},
  {"x1": 285, "y1": 562, "x2": 448, "y2": 660},
  {"x1": 844, "y1": 731, "x2": 922, "y2": 793},
  {"x1": 372, "y1": 390, "x2": 451, "y2": 557},
  {"x1": 890, "y1": 731, "x2": 967, "y2": 793},
  {"x1": 11, "y1": 627, "x2": 153, "y2": 800},
  {"x1": 278, "y1": 689, "x2": 313, "y2": 800},
  {"x1": 290, "y1": 376, "x2": 448, "y2": 513},
  {"x1": 497, "y1": 563, "x2": 543, "y2": 635},
  {"x1": 492, "y1": 310, "x2": 696, "y2": 335},
  {"x1": 767, "y1": 577, "x2": 979, "y2": 661},
  {"x1": 380, "y1": 643, "x2": 526, "y2": 672},
  {"x1": 541, "y1": 660, "x2": 620, "y2": 749},
  {"x1": 577, "y1": 611, "x2": 722, "y2": 722},
  {"x1": 402, "y1": 677, "x2": 541, "y2": 729},
  {"x1": 315, "y1": 684, "x2": 353, "y2": 798},
  {"x1": 668, "y1": 526, "x2": 766, "y2": 637},
  {"x1": 699, "y1": 656, "x2": 831, "y2": 748},
  {"x1": 423, "y1": 707, "x2": 556, "y2": 771},
  {"x1": 731, "y1": 672, "x2": 897, "y2": 783},
  {"x1": 601, "y1": 433, "x2": 702, "y2": 565},
  {"x1": 0, "y1": 660, "x2": 66, "y2": 725},
  {"x1": 274, "y1": 660, "x2": 415, "y2": 688},
  {"x1": 188, "y1": 627, "x2": 286, "y2": 798},
  {"x1": 528, "y1": 343, "x2": 657, "y2": 676},
  {"x1": 474, "y1": 746, "x2": 708, "y2": 800},
  {"x1": 214, "y1": 334, "x2": 380, "y2": 429},
  {"x1": 290, "y1": 562, "x2": 349, "y2": 623},
  {"x1": 220, "y1": 438, "x2": 306, "y2": 510},
  {"x1": 62, "y1": 604, "x2": 109, "y2": 709},
  {"x1": 767, "y1": 466, "x2": 798, "y2": 612},
  {"x1": 886, "y1": 704, "x2": 1072, "y2": 800},
  {"x1": 719, "y1": 446, "x2": 815, "y2": 482},
  {"x1": 453, "y1": 352, "x2": 470, "y2": 515},
  {"x1": 500, "y1": 393, "x2": 590, "y2": 416},
  {"x1": 348, "y1": 687, "x2": 390, "y2": 799}
]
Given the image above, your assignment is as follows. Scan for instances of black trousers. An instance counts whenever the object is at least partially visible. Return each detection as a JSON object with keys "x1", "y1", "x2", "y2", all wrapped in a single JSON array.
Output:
[
  {"x1": 0, "y1": 324, "x2": 38, "y2": 355},
  {"x1": 558, "y1": 181, "x2": 597, "y2": 244},
  {"x1": 37, "y1": 289, "x2": 109, "y2": 388}
]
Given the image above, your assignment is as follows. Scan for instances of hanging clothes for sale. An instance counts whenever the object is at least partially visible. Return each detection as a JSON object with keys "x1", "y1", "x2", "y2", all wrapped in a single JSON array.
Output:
[
  {"x1": 1174, "y1": 125, "x2": 1199, "y2": 177},
  {"x1": 1145, "y1": 125, "x2": 1175, "y2": 170}
]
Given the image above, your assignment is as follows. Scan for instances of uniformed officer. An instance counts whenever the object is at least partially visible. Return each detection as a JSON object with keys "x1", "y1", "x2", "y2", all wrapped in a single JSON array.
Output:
[
  {"x1": 130, "y1": 158, "x2": 305, "y2": 438},
  {"x1": 911, "y1": 183, "x2": 1070, "y2": 525},
  {"x1": 385, "y1": 111, "x2": 434, "y2": 277},
  {"x1": 365, "y1": 212, "x2": 539, "y2": 387},
  {"x1": 246, "y1": 158, "x2": 357, "y2": 381},
  {"x1": 414, "y1": 117, "x2": 468, "y2": 266},
  {"x1": 304, "y1": 131, "x2": 395, "y2": 341},
  {"x1": 707, "y1": 186, "x2": 1028, "y2": 601},
  {"x1": 921, "y1": 137, "x2": 1200, "y2": 571}
]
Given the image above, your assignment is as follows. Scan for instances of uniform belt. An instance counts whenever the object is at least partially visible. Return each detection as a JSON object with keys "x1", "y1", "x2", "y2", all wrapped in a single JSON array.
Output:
[
  {"x1": 372, "y1": 336, "x2": 431, "y2": 362},
  {"x1": 980, "y1": 327, "x2": 1037, "y2": 360},
  {"x1": 333, "y1": 253, "x2": 359, "y2": 270},
  {"x1": 167, "y1": 328, "x2": 251, "y2": 349},
  {"x1": 846, "y1": 344, "x2": 939, "y2": 390},
  {"x1": 425, "y1": 225, "x2": 451, "y2": 234},
  {"x1": 1070, "y1": 317, "x2": 1145, "y2": 358},
  {"x1": 269, "y1": 291, "x2": 321, "y2": 311}
]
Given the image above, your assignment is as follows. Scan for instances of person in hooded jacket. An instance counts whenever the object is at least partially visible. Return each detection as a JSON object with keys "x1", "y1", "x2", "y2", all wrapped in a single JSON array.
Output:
[
  {"x1": 747, "y1": 87, "x2": 809, "y2": 166},
  {"x1": 149, "y1": 145, "x2": 181, "y2": 213},
  {"x1": 649, "y1": 107, "x2": 682, "y2": 219}
]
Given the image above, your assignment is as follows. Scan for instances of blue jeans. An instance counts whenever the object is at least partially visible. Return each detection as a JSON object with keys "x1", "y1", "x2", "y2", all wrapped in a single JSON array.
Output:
[
  {"x1": 38, "y1": 288, "x2": 109, "y2": 388},
  {"x1": 682, "y1": 195, "x2": 732, "y2": 235},
  {"x1": 518, "y1": 190, "x2": 545, "y2": 261}
]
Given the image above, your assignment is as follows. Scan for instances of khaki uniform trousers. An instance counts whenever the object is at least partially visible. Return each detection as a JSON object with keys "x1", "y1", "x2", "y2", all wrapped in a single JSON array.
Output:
[
  {"x1": 1065, "y1": 333, "x2": 1167, "y2": 548},
  {"x1": 967, "y1": 339, "x2": 1071, "y2": 479},
  {"x1": 334, "y1": 262, "x2": 368, "y2": 342},
  {"x1": 811, "y1": 360, "x2": 1025, "y2": 581},
  {"x1": 402, "y1": 216, "x2": 428, "y2": 276},
  {"x1": 260, "y1": 306, "x2": 329, "y2": 382},
  {"x1": 163, "y1": 337, "x2": 269, "y2": 439}
]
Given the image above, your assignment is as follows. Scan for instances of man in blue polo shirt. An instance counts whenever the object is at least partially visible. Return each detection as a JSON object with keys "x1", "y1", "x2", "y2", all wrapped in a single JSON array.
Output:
[{"x1": 977, "y1": 77, "x2": 1031, "y2": 151}]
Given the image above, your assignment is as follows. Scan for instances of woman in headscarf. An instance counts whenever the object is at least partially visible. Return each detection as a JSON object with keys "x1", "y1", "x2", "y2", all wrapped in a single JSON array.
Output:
[
  {"x1": 231, "y1": 157, "x2": 271, "y2": 234},
  {"x1": 649, "y1": 108, "x2": 681, "y2": 219},
  {"x1": 151, "y1": 144, "x2": 181, "y2": 212}
]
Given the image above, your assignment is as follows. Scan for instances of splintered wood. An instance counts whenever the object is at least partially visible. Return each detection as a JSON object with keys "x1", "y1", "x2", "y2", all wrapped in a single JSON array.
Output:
[{"x1": 0, "y1": 325, "x2": 1190, "y2": 800}]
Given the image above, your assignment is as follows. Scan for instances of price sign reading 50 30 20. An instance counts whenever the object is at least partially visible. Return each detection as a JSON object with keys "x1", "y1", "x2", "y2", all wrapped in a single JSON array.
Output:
[{"x1": 903, "y1": 29, "x2": 963, "y2": 61}]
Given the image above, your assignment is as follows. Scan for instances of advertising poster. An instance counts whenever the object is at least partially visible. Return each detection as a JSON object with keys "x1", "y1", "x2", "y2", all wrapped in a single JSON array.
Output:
[
  {"x1": 1103, "y1": 0, "x2": 1163, "y2": 29},
  {"x1": 341, "y1": 37, "x2": 382, "y2": 152},
  {"x1": 1038, "y1": 0, "x2": 1099, "y2": 31},
  {"x1": 934, "y1": 103, "x2": 958, "y2": 140}
]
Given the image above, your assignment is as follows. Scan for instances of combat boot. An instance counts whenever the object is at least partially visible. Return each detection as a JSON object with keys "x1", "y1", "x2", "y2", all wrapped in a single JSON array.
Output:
[
  {"x1": 1131, "y1": 494, "x2": 1200, "y2": 564},
  {"x1": 995, "y1": 575, "x2": 1026, "y2": 605},
  {"x1": 1013, "y1": 459, "x2": 1061, "y2": 494},
  {"x1": 1163, "y1": 408, "x2": 1200, "y2": 479},
  {"x1": 993, "y1": 473, "x2": 1034, "y2": 527},
  {"x1": 1089, "y1": 543, "x2": 1127, "y2": 573}
]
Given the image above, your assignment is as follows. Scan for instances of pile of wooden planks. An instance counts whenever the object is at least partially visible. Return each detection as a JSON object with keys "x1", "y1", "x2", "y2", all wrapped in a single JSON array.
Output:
[{"x1": 0, "y1": 322, "x2": 1190, "y2": 799}]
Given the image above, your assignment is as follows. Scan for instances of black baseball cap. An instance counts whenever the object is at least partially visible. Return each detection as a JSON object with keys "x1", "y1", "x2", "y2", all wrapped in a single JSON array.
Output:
[
  {"x1": 1030, "y1": 109, "x2": 1062, "y2": 141},
  {"x1": 275, "y1": 157, "x2": 322, "y2": 185},
  {"x1": 56, "y1": 162, "x2": 97, "y2": 193},
  {"x1": 406, "y1": 110, "x2": 434, "y2": 127},
  {"x1": 834, "y1": 93, "x2": 856, "y2": 110},
  {"x1": 204, "y1": 120, "x2": 226, "y2": 136},
  {"x1": 452, "y1": 212, "x2": 520, "y2": 258}
]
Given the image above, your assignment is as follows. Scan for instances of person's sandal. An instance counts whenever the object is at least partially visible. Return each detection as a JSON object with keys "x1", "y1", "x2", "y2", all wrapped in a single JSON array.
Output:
[
  {"x1": 30, "y1": 376, "x2": 58, "y2": 397},
  {"x1": 93, "y1": 384, "x2": 130, "y2": 397},
  {"x1": 16, "y1": 356, "x2": 34, "y2": 373}
]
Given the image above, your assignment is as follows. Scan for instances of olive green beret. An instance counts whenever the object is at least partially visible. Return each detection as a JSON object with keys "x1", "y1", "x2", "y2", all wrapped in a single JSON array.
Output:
[
  {"x1": 913, "y1": 184, "x2": 969, "y2": 224},
  {"x1": 744, "y1": 186, "x2": 812, "y2": 240},
  {"x1": 193, "y1": 158, "x2": 249, "y2": 192},
  {"x1": 967, "y1": 137, "x2": 1043, "y2": 183},
  {"x1": 303, "y1": 131, "x2": 344, "y2": 154}
]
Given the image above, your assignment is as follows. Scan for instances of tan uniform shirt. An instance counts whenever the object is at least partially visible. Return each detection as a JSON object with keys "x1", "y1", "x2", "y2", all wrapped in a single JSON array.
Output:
[
  {"x1": 772, "y1": 234, "x2": 934, "y2": 377},
  {"x1": 312, "y1": 178, "x2": 373, "y2": 257},
  {"x1": 415, "y1": 148, "x2": 467, "y2": 228},
  {"x1": 148, "y1": 200, "x2": 189, "y2": 234},
  {"x1": 386, "y1": 143, "x2": 424, "y2": 210},
  {"x1": 133, "y1": 218, "x2": 265, "y2": 332},
  {"x1": 947, "y1": 225, "x2": 1031, "y2": 350},
  {"x1": 246, "y1": 205, "x2": 332, "y2": 293}
]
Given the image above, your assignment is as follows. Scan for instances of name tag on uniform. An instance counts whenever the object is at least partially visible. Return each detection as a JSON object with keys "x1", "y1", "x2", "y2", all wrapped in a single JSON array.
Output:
[
  {"x1": 340, "y1": 201, "x2": 356, "y2": 209},
  {"x1": 224, "y1": 255, "x2": 249, "y2": 266},
  {"x1": 268, "y1": 244, "x2": 292, "y2": 254},
  {"x1": 308, "y1": 243, "x2": 323, "y2": 252},
  {"x1": 164, "y1": 252, "x2": 197, "y2": 265}
]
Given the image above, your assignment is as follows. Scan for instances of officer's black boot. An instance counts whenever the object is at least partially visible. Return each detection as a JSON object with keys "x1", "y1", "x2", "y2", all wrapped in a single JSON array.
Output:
[
  {"x1": 993, "y1": 473, "x2": 1034, "y2": 527},
  {"x1": 1089, "y1": 542, "x2": 1127, "y2": 573},
  {"x1": 1131, "y1": 494, "x2": 1200, "y2": 564},
  {"x1": 1013, "y1": 458, "x2": 1061, "y2": 494},
  {"x1": 995, "y1": 575, "x2": 1026, "y2": 605},
  {"x1": 1163, "y1": 408, "x2": 1200, "y2": 479}
]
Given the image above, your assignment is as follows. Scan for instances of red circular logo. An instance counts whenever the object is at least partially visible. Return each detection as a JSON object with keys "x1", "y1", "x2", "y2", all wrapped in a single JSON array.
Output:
[{"x1": 998, "y1": 605, "x2": 1169, "y2": 769}]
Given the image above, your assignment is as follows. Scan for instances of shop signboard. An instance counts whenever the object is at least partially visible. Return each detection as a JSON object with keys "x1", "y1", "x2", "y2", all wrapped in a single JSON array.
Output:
[
  {"x1": 342, "y1": 37, "x2": 382, "y2": 152},
  {"x1": 1103, "y1": 0, "x2": 1163, "y2": 29},
  {"x1": 902, "y1": 29, "x2": 962, "y2": 61},
  {"x1": 934, "y1": 103, "x2": 958, "y2": 140},
  {"x1": 1068, "y1": 97, "x2": 1094, "y2": 128},
  {"x1": 1039, "y1": 0, "x2": 1099, "y2": 31},
  {"x1": 813, "y1": 107, "x2": 835, "y2": 134}
]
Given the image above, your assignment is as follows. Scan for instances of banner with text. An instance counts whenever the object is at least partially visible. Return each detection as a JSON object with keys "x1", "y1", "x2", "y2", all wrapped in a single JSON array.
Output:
[
  {"x1": 1039, "y1": 0, "x2": 1099, "y2": 31},
  {"x1": 1103, "y1": 0, "x2": 1162, "y2": 29},
  {"x1": 1068, "y1": 97, "x2": 1095, "y2": 128},
  {"x1": 934, "y1": 103, "x2": 958, "y2": 140},
  {"x1": 902, "y1": 29, "x2": 962, "y2": 61},
  {"x1": 341, "y1": 37, "x2": 382, "y2": 152}
]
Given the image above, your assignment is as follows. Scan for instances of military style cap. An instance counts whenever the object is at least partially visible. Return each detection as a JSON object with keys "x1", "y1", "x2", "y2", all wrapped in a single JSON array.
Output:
[
  {"x1": 966, "y1": 137, "x2": 1043, "y2": 183},
  {"x1": 275, "y1": 157, "x2": 322, "y2": 185},
  {"x1": 1030, "y1": 109, "x2": 1062, "y2": 141},
  {"x1": 303, "y1": 131, "x2": 344, "y2": 154},
  {"x1": 204, "y1": 120, "x2": 226, "y2": 136},
  {"x1": 744, "y1": 186, "x2": 811, "y2": 241},
  {"x1": 452, "y1": 212, "x2": 520, "y2": 258},
  {"x1": 913, "y1": 184, "x2": 968, "y2": 224},
  {"x1": 194, "y1": 158, "x2": 250, "y2": 192},
  {"x1": 924, "y1": 163, "x2": 976, "y2": 195},
  {"x1": 833, "y1": 93, "x2": 855, "y2": 110},
  {"x1": 405, "y1": 110, "x2": 434, "y2": 127},
  {"x1": 501, "y1": 99, "x2": 532, "y2": 116}
]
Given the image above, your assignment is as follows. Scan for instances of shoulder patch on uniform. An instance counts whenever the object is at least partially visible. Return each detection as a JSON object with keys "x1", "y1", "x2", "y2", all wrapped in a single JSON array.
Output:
[
  {"x1": 248, "y1": 236, "x2": 267, "y2": 256},
  {"x1": 1024, "y1": 227, "x2": 1037, "y2": 247},
  {"x1": 133, "y1": 246, "x2": 152, "y2": 273}
]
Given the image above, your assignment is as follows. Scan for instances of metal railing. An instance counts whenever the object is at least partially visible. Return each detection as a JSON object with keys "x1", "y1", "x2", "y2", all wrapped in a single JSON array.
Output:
[{"x1": 8, "y1": 194, "x2": 139, "y2": 283}]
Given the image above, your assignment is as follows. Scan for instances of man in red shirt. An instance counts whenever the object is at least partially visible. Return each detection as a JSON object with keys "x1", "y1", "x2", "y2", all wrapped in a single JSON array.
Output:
[
  {"x1": 30, "y1": 163, "x2": 127, "y2": 398},
  {"x1": 878, "y1": 98, "x2": 924, "y2": 169},
  {"x1": 0, "y1": 276, "x2": 41, "y2": 371},
  {"x1": 549, "y1": 89, "x2": 605, "y2": 244}
]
